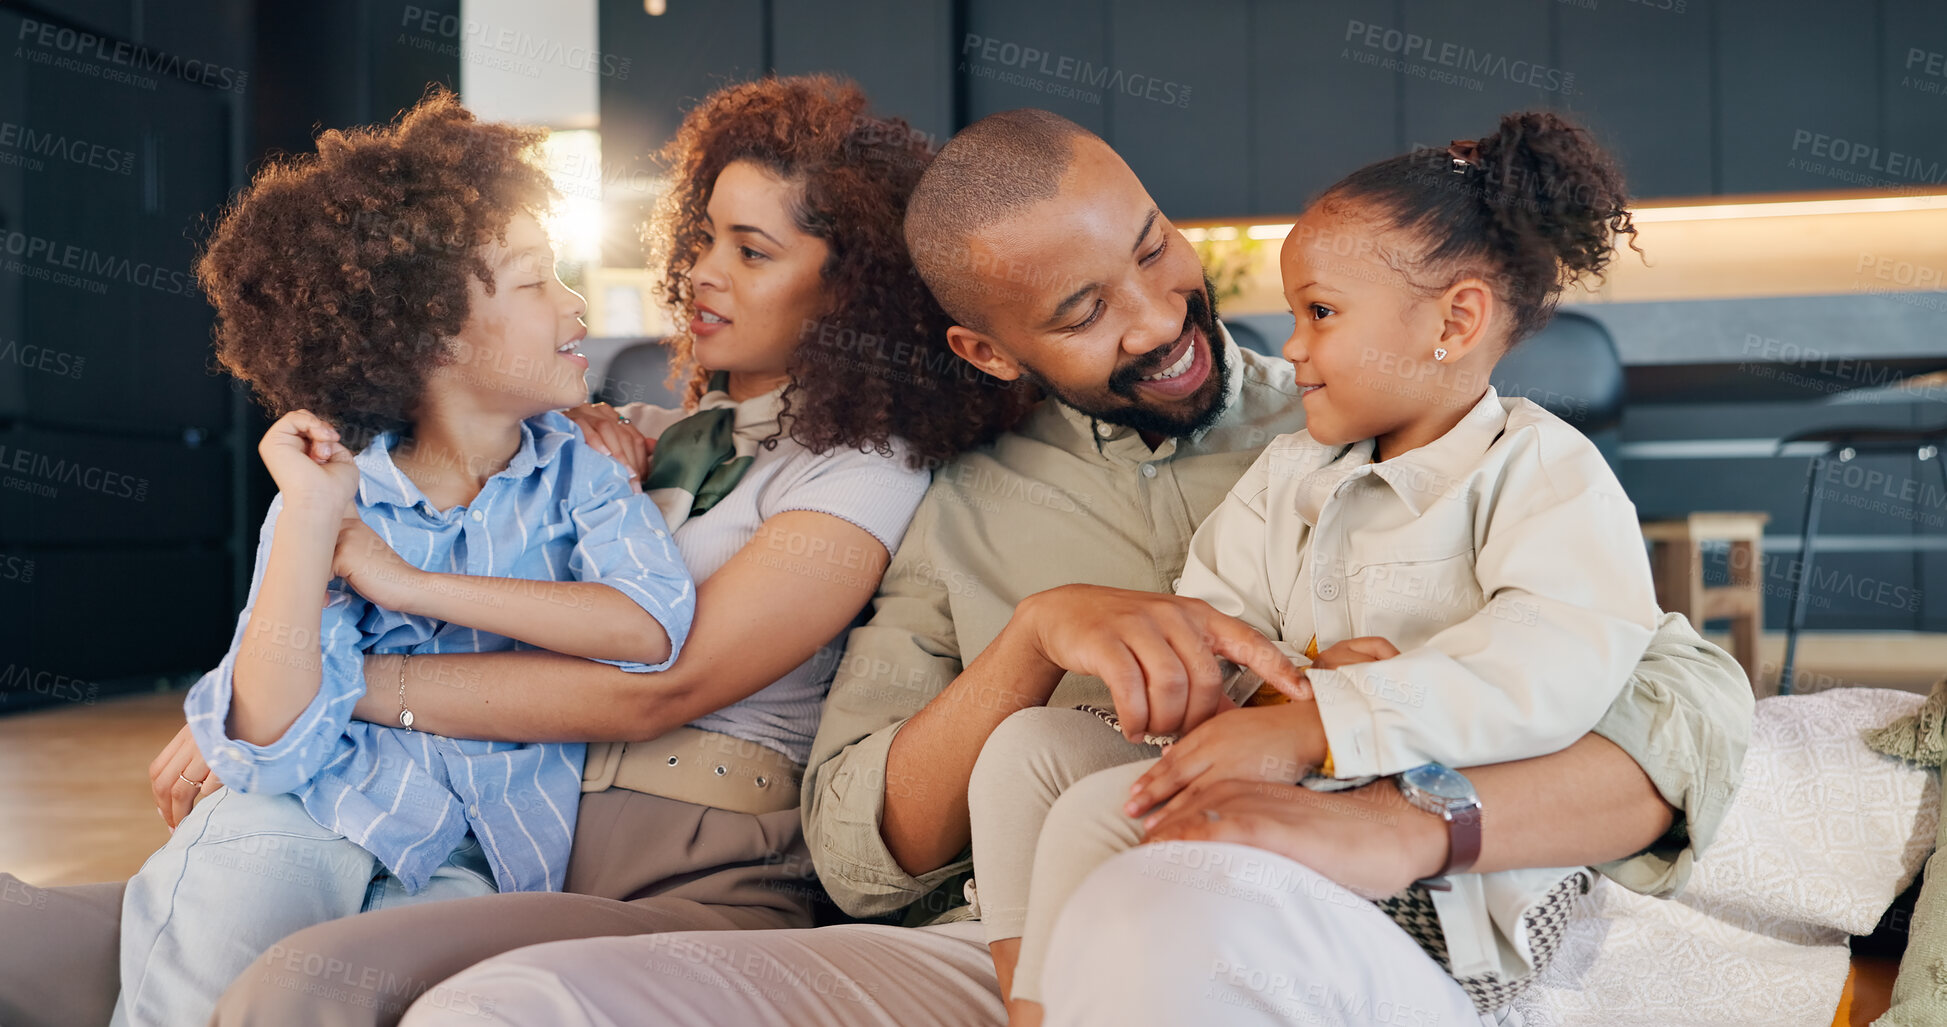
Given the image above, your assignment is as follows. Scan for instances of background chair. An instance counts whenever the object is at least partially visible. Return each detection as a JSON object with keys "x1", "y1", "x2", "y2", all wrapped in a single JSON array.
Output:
[{"x1": 1775, "y1": 422, "x2": 1947, "y2": 693}]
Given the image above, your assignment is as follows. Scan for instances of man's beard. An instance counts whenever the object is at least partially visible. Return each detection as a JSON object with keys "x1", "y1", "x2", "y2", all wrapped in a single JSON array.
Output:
[{"x1": 1019, "y1": 275, "x2": 1230, "y2": 439}]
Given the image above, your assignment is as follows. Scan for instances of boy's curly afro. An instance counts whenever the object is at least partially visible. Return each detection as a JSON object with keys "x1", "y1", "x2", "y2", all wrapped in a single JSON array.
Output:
[{"x1": 198, "y1": 87, "x2": 556, "y2": 448}]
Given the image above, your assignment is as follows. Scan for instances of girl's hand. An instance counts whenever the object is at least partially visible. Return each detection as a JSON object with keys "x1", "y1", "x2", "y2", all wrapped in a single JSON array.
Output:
[
  {"x1": 259, "y1": 409, "x2": 359, "y2": 515},
  {"x1": 1125, "y1": 700, "x2": 1328, "y2": 825},
  {"x1": 332, "y1": 516, "x2": 420, "y2": 608},
  {"x1": 1265, "y1": 635, "x2": 1401, "y2": 700},
  {"x1": 149, "y1": 723, "x2": 221, "y2": 830},
  {"x1": 564, "y1": 403, "x2": 653, "y2": 487}
]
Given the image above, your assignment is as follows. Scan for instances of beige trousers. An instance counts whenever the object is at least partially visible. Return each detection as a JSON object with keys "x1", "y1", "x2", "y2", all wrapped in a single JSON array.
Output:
[
  {"x1": 394, "y1": 843, "x2": 1487, "y2": 1027},
  {"x1": 0, "y1": 787, "x2": 815, "y2": 1027},
  {"x1": 965, "y1": 706, "x2": 1160, "y2": 1002}
]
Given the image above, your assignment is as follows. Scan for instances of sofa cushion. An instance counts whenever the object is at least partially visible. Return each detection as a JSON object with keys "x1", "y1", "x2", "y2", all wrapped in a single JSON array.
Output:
[{"x1": 1512, "y1": 687, "x2": 1937, "y2": 1026}]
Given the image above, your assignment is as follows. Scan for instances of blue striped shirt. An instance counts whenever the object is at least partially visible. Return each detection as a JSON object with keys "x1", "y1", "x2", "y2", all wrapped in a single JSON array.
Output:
[{"x1": 186, "y1": 411, "x2": 694, "y2": 895}]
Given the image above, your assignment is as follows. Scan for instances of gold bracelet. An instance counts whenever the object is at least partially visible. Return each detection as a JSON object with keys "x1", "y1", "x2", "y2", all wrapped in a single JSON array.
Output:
[{"x1": 397, "y1": 653, "x2": 416, "y2": 731}]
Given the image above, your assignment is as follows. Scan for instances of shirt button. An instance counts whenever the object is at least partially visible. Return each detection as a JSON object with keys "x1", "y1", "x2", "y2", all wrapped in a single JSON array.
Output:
[
  {"x1": 653, "y1": 528, "x2": 667, "y2": 538},
  {"x1": 1140, "y1": 463, "x2": 1157, "y2": 479},
  {"x1": 1096, "y1": 422, "x2": 1115, "y2": 439},
  {"x1": 224, "y1": 744, "x2": 250, "y2": 763},
  {"x1": 1316, "y1": 578, "x2": 1341, "y2": 601},
  {"x1": 468, "y1": 804, "x2": 480, "y2": 817},
  {"x1": 469, "y1": 509, "x2": 485, "y2": 522},
  {"x1": 1170, "y1": 577, "x2": 1182, "y2": 591}
]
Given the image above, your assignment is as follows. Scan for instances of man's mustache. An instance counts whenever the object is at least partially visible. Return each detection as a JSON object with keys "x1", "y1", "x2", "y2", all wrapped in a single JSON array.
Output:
[{"x1": 1110, "y1": 290, "x2": 1215, "y2": 392}]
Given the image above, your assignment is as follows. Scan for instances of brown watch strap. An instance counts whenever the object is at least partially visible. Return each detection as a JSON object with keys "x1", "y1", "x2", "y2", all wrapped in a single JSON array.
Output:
[{"x1": 1442, "y1": 803, "x2": 1483, "y2": 877}]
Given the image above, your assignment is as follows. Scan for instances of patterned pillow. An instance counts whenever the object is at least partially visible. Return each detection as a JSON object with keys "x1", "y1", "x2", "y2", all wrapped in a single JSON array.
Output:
[{"x1": 1512, "y1": 687, "x2": 1937, "y2": 1026}]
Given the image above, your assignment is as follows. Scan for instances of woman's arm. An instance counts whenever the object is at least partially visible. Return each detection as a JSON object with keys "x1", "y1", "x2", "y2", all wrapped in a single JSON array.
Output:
[
  {"x1": 348, "y1": 510, "x2": 891, "y2": 742},
  {"x1": 337, "y1": 523, "x2": 671, "y2": 667}
]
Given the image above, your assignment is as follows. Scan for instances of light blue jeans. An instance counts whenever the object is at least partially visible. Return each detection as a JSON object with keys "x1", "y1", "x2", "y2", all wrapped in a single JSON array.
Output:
[{"x1": 111, "y1": 788, "x2": 496, "y2": 1027}]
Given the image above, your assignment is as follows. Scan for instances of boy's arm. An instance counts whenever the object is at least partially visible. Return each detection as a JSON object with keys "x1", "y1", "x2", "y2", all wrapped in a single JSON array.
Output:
[
  {"x1": 186, "y1": 494, "x2": 371, "y2": 796},
  {"x1": 342, "y1": 458, "x2": 693, "y2": 672},
  {"x1": 225, "y1": 496, "x2": 344, "y2": 745}
]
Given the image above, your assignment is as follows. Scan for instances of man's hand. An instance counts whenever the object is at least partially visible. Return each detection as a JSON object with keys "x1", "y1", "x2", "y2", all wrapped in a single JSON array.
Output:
[
  {"x1": 1142, "y1": 777, "x2": 1449, "y2": 900},
  {"x1": 564, "y1": 403, "x2": 653, "y2": 486},
  {"x1": 1124, "y1": 701, "x2": 1327, "y2": 822},
  {"x1": 149, "y1": 723, "x2": 221, "y2": 829},
  {"x1": 1017, "y1": 585, "x2": 1304, "y2": 743}
]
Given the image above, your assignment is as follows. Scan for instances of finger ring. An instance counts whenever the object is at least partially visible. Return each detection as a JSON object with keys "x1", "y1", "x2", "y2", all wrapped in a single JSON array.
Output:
[
  {"x1": 1203, "y1": 808, "x2": 1221, "y2": 823},
  {"x1": 179, "y1": 772, "x2": 206, "y2": 788},
  {"x1": 614, "y1": 412, "x2": 631, "y2": 425}
]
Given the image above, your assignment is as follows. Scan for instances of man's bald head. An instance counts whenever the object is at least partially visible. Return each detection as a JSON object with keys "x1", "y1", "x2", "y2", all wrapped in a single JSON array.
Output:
[{"x1": 904, "y1": 108, "x2": 1096, "y2": 329}]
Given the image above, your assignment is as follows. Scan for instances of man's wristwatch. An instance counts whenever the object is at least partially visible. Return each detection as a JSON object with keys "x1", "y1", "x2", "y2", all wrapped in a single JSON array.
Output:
[{"x1": 1394, "y1": 762, "x2": 1482, "y2": 892}]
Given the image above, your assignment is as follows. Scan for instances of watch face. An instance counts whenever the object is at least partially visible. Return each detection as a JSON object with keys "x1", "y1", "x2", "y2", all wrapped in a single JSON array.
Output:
[{"x1": 1401, "y1": 763, "x2": 1474, "y2": 803}]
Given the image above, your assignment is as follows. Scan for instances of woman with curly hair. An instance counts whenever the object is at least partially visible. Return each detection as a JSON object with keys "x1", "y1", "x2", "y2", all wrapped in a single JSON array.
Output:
[{"x1": 0, "y1": 77, "x2": 1029, "y2": 1027}]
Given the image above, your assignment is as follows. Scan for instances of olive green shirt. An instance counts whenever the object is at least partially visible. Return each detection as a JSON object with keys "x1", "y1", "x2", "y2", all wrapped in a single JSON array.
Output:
[{"x1": 800, "y1": 330, "x2": 1754, "y2": 924}]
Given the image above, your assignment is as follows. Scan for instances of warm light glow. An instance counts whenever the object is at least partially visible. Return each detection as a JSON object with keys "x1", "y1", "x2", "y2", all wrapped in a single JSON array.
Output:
[
  {"x1": 540, "y1": 129, "x2": 607, "y2": 266},
  {"x1": 1173, "y1": 189, "x2": 1947, "y2": 312},
  {"x1": 1631, "y1": 192, "x2": 1947, "y2": 223},
  {"x1": 644, "y1": 0, "x2": 667, "y2": 14}
]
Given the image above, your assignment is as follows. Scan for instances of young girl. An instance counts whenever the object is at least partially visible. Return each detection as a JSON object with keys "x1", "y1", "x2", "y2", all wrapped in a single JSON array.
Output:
[
  {"x1": 970, "y1": 110, "x2": 1661, "y2": 1024},
  {"x1": 110, "y1": 92, "x2": 696, "y2": 1027}
]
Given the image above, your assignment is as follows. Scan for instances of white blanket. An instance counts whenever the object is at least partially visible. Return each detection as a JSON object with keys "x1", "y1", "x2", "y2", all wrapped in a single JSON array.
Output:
[{"x1": 1510, "y1": 687, "x2": 1938, "y2": 1027}]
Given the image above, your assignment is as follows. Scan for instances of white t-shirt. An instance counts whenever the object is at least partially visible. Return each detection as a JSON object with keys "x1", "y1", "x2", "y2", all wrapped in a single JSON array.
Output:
[{"x1": 617, "y1": 401, "x2": 931, "y2": 764}]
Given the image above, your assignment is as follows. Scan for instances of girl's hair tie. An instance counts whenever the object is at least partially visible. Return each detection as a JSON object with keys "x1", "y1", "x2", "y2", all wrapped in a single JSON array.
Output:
[{"x1": 1447, "y1": 138, "x2": 1482, "y2": 173}]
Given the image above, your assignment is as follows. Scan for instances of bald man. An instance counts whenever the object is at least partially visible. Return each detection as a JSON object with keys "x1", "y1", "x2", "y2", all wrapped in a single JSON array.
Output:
[{"x1": 398, "y1": 110, "x2": 1750, "y2": 1027}]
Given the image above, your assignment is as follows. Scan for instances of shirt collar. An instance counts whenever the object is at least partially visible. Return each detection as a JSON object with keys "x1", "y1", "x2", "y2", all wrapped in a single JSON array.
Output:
[
  {"x1": 355, "y1": 411, "x2": 576, "y2": 510},
  {"x1": 1050, "y1": 321, "x2": 1252, "y2": 459},
  {"x1": 1365, "y1": 387, "x2": 1509, "y2": 516}
]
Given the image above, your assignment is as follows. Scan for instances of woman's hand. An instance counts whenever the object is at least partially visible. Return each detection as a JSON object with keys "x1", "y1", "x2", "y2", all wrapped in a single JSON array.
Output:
[
  {"x1": 1142, "y1": 777, "x2": 1449, "y2": 901},
  {"x1": 149, "y1": 723, "x2": 221, "y2": 830},
  {"x1": 259, "y1": 409, "x2": 359, "y2": 515},
  {"x1": 564, "y1": 403, "x2": 654, "y2": 486},
  {"x1": 332, "y1": 516, "x2": 420, "y2": 608},
  {"x1": 1017, "y1": 585, "x2": 1305, "y2": 743},
  {"x1": 1125, "y1": 701, "x2": 1327, "y2": 823}
]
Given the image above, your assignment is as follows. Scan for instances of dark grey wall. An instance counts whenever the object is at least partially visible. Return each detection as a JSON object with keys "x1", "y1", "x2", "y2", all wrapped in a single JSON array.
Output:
[
  {"x1": 600, "y1": 0, "x2": 1947, "y2": 218},
  {"x1": 0, "y1": 0, "x2": 458, "y2": 713}
]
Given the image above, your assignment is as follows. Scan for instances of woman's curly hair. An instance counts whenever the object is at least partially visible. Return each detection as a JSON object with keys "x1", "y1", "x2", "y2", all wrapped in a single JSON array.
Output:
[
  {"x1": 649, "y1": 74, "x2": 1036, "y2": 468},
  {"x1": 197, "y1": 87, "x2": 557, "y2": 449}
]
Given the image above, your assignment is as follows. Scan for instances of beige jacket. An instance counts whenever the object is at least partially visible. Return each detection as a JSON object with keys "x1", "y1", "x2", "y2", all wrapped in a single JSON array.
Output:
[
  {"x1": 1180, "y1": 387, "x2": 1662, "y2": 978},
  {"x1": 799, "y1": 333, "x2": 1753, "y2": 939}
]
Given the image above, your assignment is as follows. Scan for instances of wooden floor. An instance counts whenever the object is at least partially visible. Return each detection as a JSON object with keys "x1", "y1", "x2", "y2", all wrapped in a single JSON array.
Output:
[{"x1": 0, "y1": 689, "x2": 180, "y2": 886}]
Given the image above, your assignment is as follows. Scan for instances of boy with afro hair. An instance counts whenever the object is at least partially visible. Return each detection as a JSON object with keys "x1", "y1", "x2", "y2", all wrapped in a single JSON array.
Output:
[{"x1": 111, "y1": 89, "x2": 695, "y2": 1027}]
